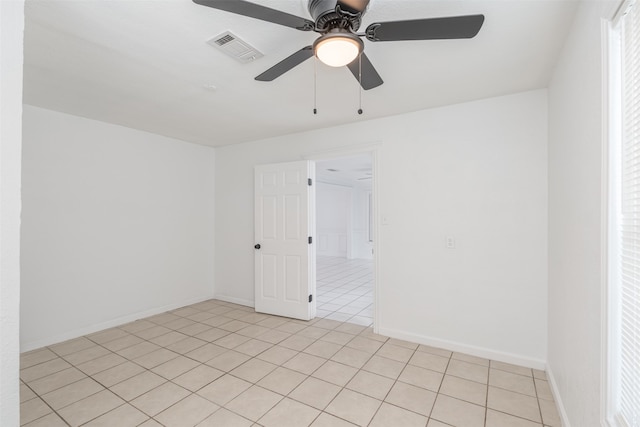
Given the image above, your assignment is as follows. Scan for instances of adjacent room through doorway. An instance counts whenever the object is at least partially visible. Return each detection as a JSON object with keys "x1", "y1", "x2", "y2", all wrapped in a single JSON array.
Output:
[{"x1": 314, "y1": 154, "x2": 374, "y2": 326}]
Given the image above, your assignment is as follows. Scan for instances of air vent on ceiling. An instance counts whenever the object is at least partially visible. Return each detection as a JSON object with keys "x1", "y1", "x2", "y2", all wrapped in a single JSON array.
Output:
[
  {"x1": 326, "y1": 168, "x2": 339, "y2": 172},
  {"x1": 207, "y1": 31, "x2": 263, "y2": 63}
]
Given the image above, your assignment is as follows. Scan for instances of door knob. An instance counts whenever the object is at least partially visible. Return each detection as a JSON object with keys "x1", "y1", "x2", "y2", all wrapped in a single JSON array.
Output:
[{"x1": 254, "y1": 244, "x2": 261, "y2": 249}]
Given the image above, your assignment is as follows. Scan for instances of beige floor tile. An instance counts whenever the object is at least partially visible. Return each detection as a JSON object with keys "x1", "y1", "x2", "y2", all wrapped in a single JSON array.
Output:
[
  {"x1": 83, "y1": 403, "x2": 149, "y2": 427},
  {"x1": 310, "y1": 412, "x2": 358, "y2": 426},
  {"x1": 257, "y1": 366, "x2": 307, "y2": 395},
  {"x1": 149, "y1": 331, "x2": 189, "y2": 347},
  {"x1": 430, "y1": 394, "x2": 486, "y2": 427},
  {"x1": 58, "y1": 390, "x2": 124, "y2": 427},
  {"x1": 194, "y1": 327, "x2": 230, "y2": 342},
  {"x1": 439, "y1": 374, "x2": 487, "y2": 406},
  {"x1": 284, "y1": 352, "x2": 326, "y2": 375},
  {"x1": 197, "y1": 408, "x2": 253, "y2": 427},
  {"x1": 369, "y1": 402, "x2": 429, "y2": 427},
  {"x1": 197, "y1": 374, "x2": 252, "y2": 405},
  {"x1": 20, "y1": 397, "x2": 52, "y2": 425},
  {"x1": 42, "y1": 377, "x2": 104, "y2": 409},
  {"x1": 375, "y1": 343, "x2": 414, "y2": 363},
  {"x1": 298, "y1": 326, "x2": 331, "y2": 340},
  {"x1": 358, "y1": 328, "x2": 388, "y2": 343},
  {"x1": 491, "y1": 361, "x2": 533, "y2": 377},
  {"x1": 133, "y1": 348, "x2": 180, "y2": 369},
  {"x1": 48, "y1": 337, "x2": 95, "y2": 357},
  {"x1": 201, "y1": 315, "x2": 233, "y2": 328},
  {"x1": 63, "y1": 346, "x2": 112, "y2": 366},
  {"x1": 330, "y1": 347, "x2": 371, "y2": 369},
  {"x1": 215, "y1": 333, "x2": 252, "y2": 349},
  {"x1": 164, "y1": 317, "x2": 196, "y2": 331},
  {"x1": 173, "y1": 364, "x2": 224, "y2": 392},
  {"x1": 489, "y1": 369, "x2": 536, "y2": 397},
  {"x1": 20, "y1": 382, "x2": 37, "y2": 403},
  {"x1": 325, "y1": 388, "x2": 381, "y2": 426},
  {"x1": 88, "y1": 328, "x2": 130, "y2": 345},
  {"x1": 110, "y1": 371, "x2": 166, "y2": 401},
  {"x1": 346, "y1": 370, "x2": 394, "y2": 400},
  {"x1": 134, "y1": 325, "x2": 172, "y2": 341},
  {"x1": 427, "y1": 418, "x2": 454, "y2": 427},
  {"x1": 155, "y1": 394, "x2": 219, "y2": 427},
  {"x1": 118, "y1": 319, "x2": 156, "y2": 334},
  {"x1": 21, "y1": 358, "x2": 72, "y2": 382},
  {"x1": 205, "y1": 350, "x2": 251, "y2": 372},
  {"x1": 225, "y1": 385, "x2": 283, "y2": 422},
  {"x1": 151, "y1": 355, "x2": 200, "y2": 379},
  {"x1": 92, "y1": 361, "x2": 145, "y2": 388},
  {"x1": 321, "y1": 331, "x2": 356, "y2": 346},
  {"x1": 21, "y1": 348, "x2": 58, "y2": 369},
  {"x1": 312, "y1": 360, "x2": 358, "y2": 387},
  {"x1": 77, "y1": 353, "x2": 126, "y2": 376},
  {"x1": 539, "y1": 397, "x2": 561, "y2": 426},
  {"x1": 486, "y1": 409, "x2": 543, "y2": 427},
  {"x1": 234, "y1": 338, "x2": 273, "y2": 356},
  {"x1": 362, "y1": 355, "x2": 406, "y2": 379},
  {"x1": 409, "y1": 351, "x2": 450, "y2": 373},
  {"x1": 277, "y1": 322, "x2": 309, "y2": 334},
  {"x1": 259, "y1": 397, "x2": 321, "y2": 427},
  {"x1": 303, "y1": 340, "x2": 342, "y2": 359},
  {"x1": 385, "y1": 381, "x2": 436, "y2": 416},
  {"x1": 257, "y1": 317, "x2": 289, "y2": 329},
  {"x1": 452, "y1": 353, "x2": 490, "y2": 367},
  {"x1": 230, "y1": 358, "x2": 278, "y2": 382},
  {"x1": 534, "y1": 378, "x2": 554, "y2": 401},
  {"x1": 23, "y1": 412, "x2": 67, "y2": 427},
  {"x1": 487, "y1": 386, "x2": 541, "y2": 423},
  {"x1": 532, "y1": 369, "x2": 547, "y2": 380},
  {"x1": 257, "y1": 345, "x2": 299, "y2": 365},
  {"x1": 336, "y1": 323, "x2": 367, "y2": 335},
  {"x1": 345, "y1": 336, "x2": 384, "y2": 354},
  {"x1": 280, "y1": 334, "x2": 316, "y2": 351},
  {"x1": 28, "y1": 367, "x2": 86, "y2": 395},
  {"x1": 101, "y1": 334, "x2": 144, "y2": 352},
  {"x1": 131, "y1": 381, "x2": 190, "y2": 416},
  {"x1": 387, "y1": 338, "x2": 420, "y2": 350},
  {"x1": 219, "y1": 320, "x2": 252, "y2": 332},
  {"x1": 257, "y1": 329, "x2": 292, "y2": 344},
  {"x1": 289, "y1": 377, "x2": 341, "y2": 410},
  {"x1": 146, "y1": 312, "x2": 181, "y2": 325},
  {"x1": 116, "y1": 341, "x2": 161, "y2": 360},
  {"x1": 185, "y1": 343, "x2": 228, "y2": 363},
  {"x1": 398, "y1": 364, "x2": 444, "y2": 392},
  {"x1": 313, "y1": 319, "x2": 343, "y2": 330},
  {"x1": 417, "y1": 345, "x2": 452, "y2": 358},
  {"x1": 236, "y1": 325, "x2": 270, "y2": 339},
  {"x1": 446, "y1": 360, "x2": 489, "y2": 384},
  {"x1": 166, "y1": 336, "x2": 208, "y2": 354}
]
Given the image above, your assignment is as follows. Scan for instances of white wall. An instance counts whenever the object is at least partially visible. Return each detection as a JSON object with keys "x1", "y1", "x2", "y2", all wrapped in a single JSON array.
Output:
[
  {"x1": 215, "y1": 90, "x2": 548, "y2": 366},
  {"x1": 317, "y1": 182, "x2": 351, "y2": 258},
  {"x1": 546, "y1": 1, "x2": 618, "y2": 426},
  {"x1": 1, "y1": 1, "x2": 24, "y2": 425},
  {"x1": 21, "y1": 105, "x2": 216, "y2": 351}
]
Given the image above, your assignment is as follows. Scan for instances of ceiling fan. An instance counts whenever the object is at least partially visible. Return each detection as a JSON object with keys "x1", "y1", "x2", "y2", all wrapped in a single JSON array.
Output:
[{"x1": 193, "y1": 0, "x2": 485, "y2": 90}]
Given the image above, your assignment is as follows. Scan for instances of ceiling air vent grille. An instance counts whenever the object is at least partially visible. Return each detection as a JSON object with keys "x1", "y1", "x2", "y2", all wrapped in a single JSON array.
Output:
[{"x1": 207, "y1": 31, "x2": 263, "y2": 63}]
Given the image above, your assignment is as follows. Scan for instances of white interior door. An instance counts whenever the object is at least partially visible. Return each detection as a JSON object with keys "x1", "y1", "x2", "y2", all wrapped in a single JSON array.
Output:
[{"x1": 255, "y1": 161, "x2": 315, "y2": 320}]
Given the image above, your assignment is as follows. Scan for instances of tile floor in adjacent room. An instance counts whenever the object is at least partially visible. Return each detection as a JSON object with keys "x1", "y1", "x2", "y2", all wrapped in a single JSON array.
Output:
[
  {"x1": 20, "y1": 298, "x2": 561, "y2": 427},
  {"x1": 316, "y1": 256, "x2": 373, "y2": 326}
]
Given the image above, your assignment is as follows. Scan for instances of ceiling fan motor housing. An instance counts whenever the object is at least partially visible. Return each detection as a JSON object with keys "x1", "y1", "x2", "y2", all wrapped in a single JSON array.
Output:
[{"x1": 308, "y1": 0, "x2": 362, "y2": 32}]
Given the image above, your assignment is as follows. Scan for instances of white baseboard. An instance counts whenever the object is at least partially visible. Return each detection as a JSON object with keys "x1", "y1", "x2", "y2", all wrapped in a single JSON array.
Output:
[
  {"x1": 213, "y1": 294, "x2": 255, "y2": 308},
  {"x1": 21, "y1": 294, "x2": 215, "y2": 352},
  {"x1": 377, "y1": 326, "x2": 547, "y2": 370},
  {"x1": 546, "y1": 365, "x2": 571, "y2": 427}
]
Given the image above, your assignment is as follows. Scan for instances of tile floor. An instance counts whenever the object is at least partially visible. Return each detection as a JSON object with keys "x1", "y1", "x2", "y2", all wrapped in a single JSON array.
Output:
[
  {"x1": 316, "y1": 256, "x2": 373, "y2": 326},
  {"x1": 20, "y1": 299, "x2": 561, "y2": 427}
]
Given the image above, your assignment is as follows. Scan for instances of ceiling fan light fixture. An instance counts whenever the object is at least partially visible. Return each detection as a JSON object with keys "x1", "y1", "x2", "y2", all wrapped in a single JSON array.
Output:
[{"x1": 313, "y1": 31, "x2": 363, "y2": 67}]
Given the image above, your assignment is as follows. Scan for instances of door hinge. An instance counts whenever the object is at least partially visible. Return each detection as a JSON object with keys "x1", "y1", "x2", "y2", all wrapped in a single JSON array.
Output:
[
  {"x1": 309, "y1": 294, "x2": 313, "y2": 303},
  {"x1": 308, "y1": 178, "x2": 312, "y2": 186},
  {"x1": 308, "y1": 236, "x2": 312, "y2": 244}
]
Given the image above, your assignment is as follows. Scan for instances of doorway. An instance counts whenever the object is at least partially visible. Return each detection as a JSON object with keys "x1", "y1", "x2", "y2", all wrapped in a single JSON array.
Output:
[{"x1": 314, "y1": 154, "x2": 375, "y2": 326}]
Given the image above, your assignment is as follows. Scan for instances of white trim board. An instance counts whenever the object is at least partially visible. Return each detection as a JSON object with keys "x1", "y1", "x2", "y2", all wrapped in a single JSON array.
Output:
[
  {"x1": 213, "y1": 294, "x2": 255, "y2": 308},
  {"x1": 378, "y1": 326, "x2": 547, "y2": 370},
  {"x1": 547, "y1": 366, "x2": 572, "y2": 427},
  {"x1": 21, "y1": 294, "x2": 215, "y2": 352}
]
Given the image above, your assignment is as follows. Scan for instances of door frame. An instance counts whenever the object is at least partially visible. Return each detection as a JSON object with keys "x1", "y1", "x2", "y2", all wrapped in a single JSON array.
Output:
[{"x1": 303, "y1": 143, "x2": 381, "y2": 333}]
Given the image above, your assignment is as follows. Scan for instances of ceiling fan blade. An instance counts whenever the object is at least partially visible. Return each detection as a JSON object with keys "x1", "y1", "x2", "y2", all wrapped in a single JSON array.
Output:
[
  {"x1": 336, "y1": 0, "x2": 370, "y2": 14},
  {"x1": 193, "y1": 0, "x2": 315, "y2": 31},
  {"x1": 365, "y1": 14, "x2": 485, "y2": 42},
  {"x1": 346, "y1": 52, "x2": 383, "y2": 90},
  {"x1": 255, "y1": 46, "x2": 314, "y2": 81}
]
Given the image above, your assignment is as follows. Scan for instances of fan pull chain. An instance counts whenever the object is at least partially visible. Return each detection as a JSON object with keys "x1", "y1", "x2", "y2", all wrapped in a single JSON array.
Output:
[
  {"x1": 313, "y1": 57, "x2": 318, "y2": 115},
  {"x1": 358, "y1": 54, "x2": 363, "y2": 115}
]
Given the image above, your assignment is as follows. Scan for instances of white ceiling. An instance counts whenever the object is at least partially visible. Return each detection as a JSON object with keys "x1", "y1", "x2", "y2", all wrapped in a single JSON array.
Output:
[
  {"x1": 316, "y1": 154, "x2": 372, "y2": 188},
  {"x1": 22, "y1": 0, "x2": 579, "y2": 147}
]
